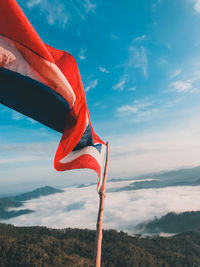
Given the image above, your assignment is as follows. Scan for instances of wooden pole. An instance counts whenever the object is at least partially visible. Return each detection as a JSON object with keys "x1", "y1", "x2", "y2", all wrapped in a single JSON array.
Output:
[{"x1": 95, "y1": 142, "x2": 109, "y2": 267}]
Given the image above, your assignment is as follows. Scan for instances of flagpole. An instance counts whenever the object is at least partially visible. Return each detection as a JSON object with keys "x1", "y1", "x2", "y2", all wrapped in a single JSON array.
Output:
[{"x1": 95, "y1": 142, "x2": 109, "y2": 267}]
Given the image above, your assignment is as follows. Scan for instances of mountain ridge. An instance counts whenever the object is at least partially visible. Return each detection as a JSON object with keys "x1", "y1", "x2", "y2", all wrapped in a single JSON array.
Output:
[
  {"x1": 109, "y1": 165, "x2": 200, "y2": 192},
  {"x1": 0, "y1": 186, "x2": 64, "y2": 220}
]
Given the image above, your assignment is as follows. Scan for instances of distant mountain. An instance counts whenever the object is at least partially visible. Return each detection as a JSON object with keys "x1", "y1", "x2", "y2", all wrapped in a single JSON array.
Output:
[
  {"x1": 0, "y1": 209, "x2": 33, "y2": 220},
  {"x1": 76, "y1": 183, "x2": 95, "y2": 188},
  {"x1": 13, "y1": 186, "x2": 64, "y2": 201},
  {"x1": 1, "y1": 223, "x2": 200, "y2": 266},
  {"x1": 0, "y1": 186, "x2": 64, "y2": 220},
  {"x1": 108, "y1": 177, "x2": 132, "y2": 183},
  {"x1": 109, "y1": 166, "x2": 200, "y2": 192},
  {"x1": 137, "y1": 211, "x2": 200, "y2": 234}
]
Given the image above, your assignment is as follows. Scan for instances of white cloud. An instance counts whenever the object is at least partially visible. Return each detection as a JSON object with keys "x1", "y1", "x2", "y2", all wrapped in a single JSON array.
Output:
[
  {"x1": 25, "y1": 0, "x2": 97, "y2": 27},
  {"x1": 117, "y1": 100, "x2": 152, "y2": 116},
  {"x1": 78, "y1": 48, "x2": 87, "y2": 60},
  {"x1": 170, "y1": 69, "x2": 182, "y2": 79},
  {"x1": 128, "y1": 86, "x2": 136, "y2": 91},
  {"x1": 11, "y1": 111, "x2": 24, "y2": 121},
  {"x1": 4, "y1": 183, "x2": 200, "y2": 233},
  {"x1": 84, "y1": 0, "x2": 96, "y2": 13},
  {"x1": 27, "y1": 118, "x2": 37, "y2": 124},
  {"x1": 98, "y1": 67, "x2": 109, "y2": 74},
  {"x1": 85, "y1": 79, "x2": 98, "y2": 92},
  {"x1": 194, "y1": 0, "x2": 200, "y2": 13},
  {"x1": 26, "y1": 0, "x2": 41, "y2": 7},
  {"x1": 113, "y1": 41, "x2": 148, "y2": 92},
  {"x1": 10, "y1": 111, "x2": 38, "y2": 124},
  {"x1": 128, "y1": 45, "x2": 148, "y2": 77},
  {"x1": 133, "y1": 100, "x2": 152, "y2": 109},
  {"x1": 112, "y1": 78, "x2": 126, "y2": 90},
  {"x1": 134, "y1": 35, "x2": 146, "y2": 42},
  {"x1": 117, "y1": 105, "x2": 138, "y2": 114},
  {"x1": 26, "y1": 0, "x2": 69, "y2": 28},
  {"x1": 172, "y1": 80, "x2": 192, "y2": 92}
]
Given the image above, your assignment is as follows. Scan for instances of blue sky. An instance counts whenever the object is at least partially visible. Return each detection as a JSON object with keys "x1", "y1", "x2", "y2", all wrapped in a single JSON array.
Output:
[{"x1": 1, "y1": 0, "x2": 200, "y2": 194}]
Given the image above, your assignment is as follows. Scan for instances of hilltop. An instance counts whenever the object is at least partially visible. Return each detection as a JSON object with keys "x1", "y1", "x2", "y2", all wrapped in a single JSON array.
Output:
[{"x1": 1, "y1": 223, "x2": 200, "y2": 266}]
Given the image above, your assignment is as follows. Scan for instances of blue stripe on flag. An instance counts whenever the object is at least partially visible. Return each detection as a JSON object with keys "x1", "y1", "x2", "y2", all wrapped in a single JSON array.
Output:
[
  {"x1": 73, "y1": 124, "x2": 93, "y2": 151},
  {"x1": 0, "y1": 68, "x2": 70, "y2": 133}
]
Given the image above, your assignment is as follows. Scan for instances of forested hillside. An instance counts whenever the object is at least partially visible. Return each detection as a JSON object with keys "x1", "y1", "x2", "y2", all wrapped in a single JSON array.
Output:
[
  {"x1": 1, "y1": 223, "x2": 200, "y2": 266},
  {"x1": 138, "y1": 211, "x2": 200, "y2": 234}
]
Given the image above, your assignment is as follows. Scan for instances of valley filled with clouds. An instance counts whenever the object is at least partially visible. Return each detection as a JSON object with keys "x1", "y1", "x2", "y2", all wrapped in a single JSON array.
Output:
[{"x1": 3, "y1": 167, "x2": 200, "y2": 235}]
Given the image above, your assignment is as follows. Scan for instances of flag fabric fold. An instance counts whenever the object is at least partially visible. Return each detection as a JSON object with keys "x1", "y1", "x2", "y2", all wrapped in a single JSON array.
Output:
[{"x1": 0, "y1": 0, "x2": 106, "y2": 191}]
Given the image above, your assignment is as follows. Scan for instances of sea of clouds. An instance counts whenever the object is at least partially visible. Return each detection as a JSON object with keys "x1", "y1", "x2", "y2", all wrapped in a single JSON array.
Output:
[{"x1": 4, "y1": 179, "x2": 200, "y2": 234}]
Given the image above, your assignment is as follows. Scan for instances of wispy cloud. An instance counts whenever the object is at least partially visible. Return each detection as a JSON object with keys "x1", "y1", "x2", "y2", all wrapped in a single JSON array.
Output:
[
  {"x1": 168, "y1": 63, "x2": 200, "y2": 94},
  {"x1": 172, "y1": 80, "x2": 192, "y2": 92},
  {"x1": 128, "y1": 86, "x2": 136, "y2": 91},
  {"x1": 172, "y1": 79, "x2": 200, "y2": 94},
  {"x1": 11, "y1": 111, "x2": 24, "y2": 121},
  {"x1": 112, "y1": 40, "x2": 148, "y2": 91},
  {"x1": 25, "y1": 0, "x2": 97, "y2": 27},
  {"x1": 26, "y1": 0, "x2": 40, "y2": 7},
  {"x1": 26, "y1": 0, "x2": 69, "y2": 28},
  {"x1": 27, "y1": 118, "x2": 37, "y2": 124},
  {"x1": 134, "y1": 35, "x2": 146, "y2": 42},
  {"x1": 98, "y1": 67, "x2": 110, "y2": 74},
  {"x1": 78, "y1": 48, "x2": 87, "y2": 60},
  {"x1": 85, "y1": 79, "x2": 98, "y2": 92},
  {"x1": 117, "y1": 100, "x2": 152, "y2": 116},
  {"x1": 170, "y1": 69, "x2": 182, "y2": 79},
  {"x1": 112, "y1": 78, "x2": 126, "y2": 91},
  {"x1": 128, "y1": 45, "x2": 148, "y2": 77},
  {"x1": 10, "y1": 111, "x2": 38, "y2": 124},
  {"x1": 194, "y1": 0, "x2": 200, "y2": 13},
  {"x1": 83, "y1": 0, "x2": 96, "y2": 13},
  {"x1": 117, "y1": 105, "x2": 138, "y2": 114}
]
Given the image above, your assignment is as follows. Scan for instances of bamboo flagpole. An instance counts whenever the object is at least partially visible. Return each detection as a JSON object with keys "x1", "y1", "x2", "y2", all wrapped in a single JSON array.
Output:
[{"x1": 95, "y1": 142, "x2": 109, "y2": 267}]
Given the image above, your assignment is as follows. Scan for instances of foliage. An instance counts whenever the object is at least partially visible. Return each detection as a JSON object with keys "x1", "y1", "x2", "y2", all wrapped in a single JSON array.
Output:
[
  {"x1": 138, "y1": 211, "x2": 200, "y2": 234},
  {"x1": 1, "y1": 223, "x2": 200, "y2": 266}
]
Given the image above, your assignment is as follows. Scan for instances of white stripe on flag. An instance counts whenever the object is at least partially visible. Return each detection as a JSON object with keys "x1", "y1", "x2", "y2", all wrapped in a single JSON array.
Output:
[
  {"x1": 0, "y1": 35, "x2": 76, "y2": 108},
  {"x1": 60, "y1": 144, "x2": 106, "y2": 167},
  {"x1": 0, "y1": 35, "x2": 44, "y2": 83}
]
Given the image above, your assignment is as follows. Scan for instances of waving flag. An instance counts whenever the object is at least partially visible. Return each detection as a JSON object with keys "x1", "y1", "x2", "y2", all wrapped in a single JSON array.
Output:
[{"x1": 0, "y1": 0, "x2": 106, "y2": 191}]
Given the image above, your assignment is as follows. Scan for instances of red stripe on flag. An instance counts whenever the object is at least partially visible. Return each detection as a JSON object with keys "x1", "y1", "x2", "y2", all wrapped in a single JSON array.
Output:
[{"x1": 0, "y1": 0, "x2": 53, "y2": 62}]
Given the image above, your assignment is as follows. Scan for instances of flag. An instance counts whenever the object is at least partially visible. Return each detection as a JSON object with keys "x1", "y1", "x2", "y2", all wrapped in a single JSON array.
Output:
[{"x1": 0, "y1": 0, "x2": 106, "y2": 191}]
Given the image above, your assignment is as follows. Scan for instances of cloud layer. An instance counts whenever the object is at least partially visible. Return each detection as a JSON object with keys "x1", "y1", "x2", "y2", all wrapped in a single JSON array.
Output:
[{"x1": 4, "y1": 181, "x2": 200, "y2": 233}]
